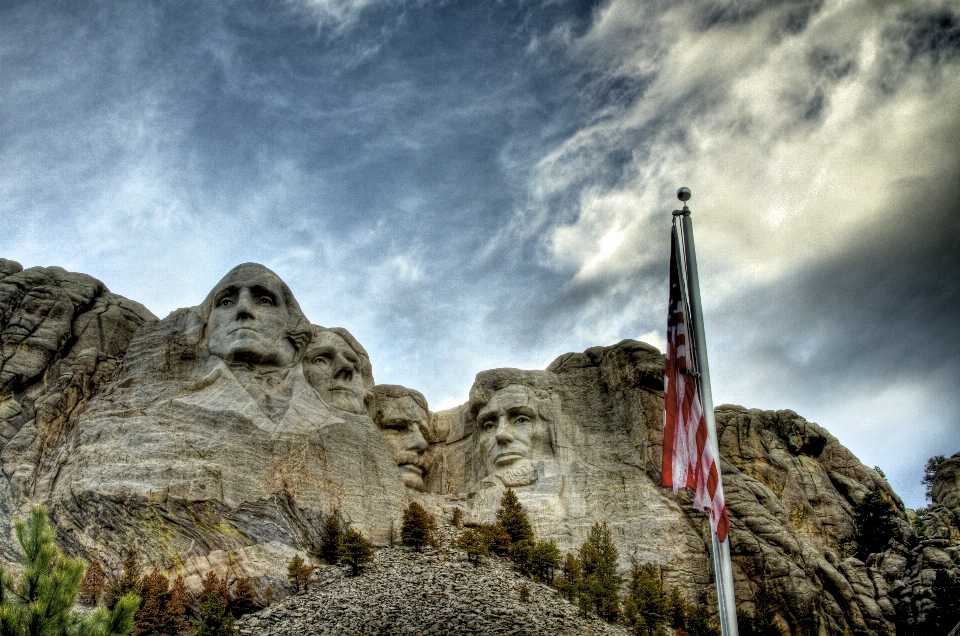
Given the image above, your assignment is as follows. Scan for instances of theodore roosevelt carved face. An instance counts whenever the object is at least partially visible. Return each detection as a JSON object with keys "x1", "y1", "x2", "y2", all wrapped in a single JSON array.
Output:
[{"x1": 374, "y1": 385, "x2": 429, "y2": 491}]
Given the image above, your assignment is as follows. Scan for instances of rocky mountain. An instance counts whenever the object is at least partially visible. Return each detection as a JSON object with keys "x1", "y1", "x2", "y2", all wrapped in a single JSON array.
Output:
[{"x1": 0, "y1": 259, "x2": 956, "y2": 635}]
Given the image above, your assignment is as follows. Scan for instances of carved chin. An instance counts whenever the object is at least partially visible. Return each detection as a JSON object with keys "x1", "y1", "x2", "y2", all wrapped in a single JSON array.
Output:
[
  {"x1": 495, "y1": 462, "x2": 537, "y2": 488},
  {"x1": 399, "y1": 464, "x2": 425, "y2": 491},
  {"x1": 326, "y1": 390, "x2": 364, "y2": 414}
]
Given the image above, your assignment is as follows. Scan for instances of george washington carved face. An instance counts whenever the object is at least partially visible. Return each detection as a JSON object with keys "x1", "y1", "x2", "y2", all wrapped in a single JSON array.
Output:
[{"x1": 205, "y1": 264, "x2": 308, "y2": 368}]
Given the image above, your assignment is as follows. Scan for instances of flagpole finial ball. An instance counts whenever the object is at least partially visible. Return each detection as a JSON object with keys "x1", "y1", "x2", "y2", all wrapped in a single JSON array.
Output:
[{"x1": 677, "y1": 187, "x2": 692, "y2": 202}]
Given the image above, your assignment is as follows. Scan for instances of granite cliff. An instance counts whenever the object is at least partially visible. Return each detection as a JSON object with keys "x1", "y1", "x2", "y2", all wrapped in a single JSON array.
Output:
[{"x1": 0, "y1": 259, "x2": 956, "y2": 635}]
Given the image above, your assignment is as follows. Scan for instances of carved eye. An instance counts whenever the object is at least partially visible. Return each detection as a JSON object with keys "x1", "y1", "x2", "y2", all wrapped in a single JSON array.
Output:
[
  {"x1": 515, "y1": 415, "x2": 532, "y2": 425},
  {"x1": 257, "y1": 296, "x2": 274, "y2": 305},
  {"x1": 479, "y1": 418, "x2": 495, "y2": 431},
  {"x1": 312, "y1": 355, "x2": 330, "y2": 365},
  {"x1": 218, "y1": 298, "x2": 233, "y2": 307}
]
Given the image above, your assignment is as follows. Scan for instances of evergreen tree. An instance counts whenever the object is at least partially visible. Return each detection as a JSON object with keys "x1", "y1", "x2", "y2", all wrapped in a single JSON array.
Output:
[
  {"x1": 79, "y1": 559, "x2": 108, "y2": 606},
  {"x1": 530, "y1": 540, "x2": 561, "y2": 584},
  {"x1": 168, "y1": 575, "x2": 192, "y2": 635},
  {"x1": 578, "y1": 522, "x2": 620, "y2": 622},
  {"x1": 134, "y1": 569, "x2": 172, "y2": 636},
  {"x1": 926, "y1": 569, "x2": 960, "y2": 634},
  {"x1": 511, "y1": 539, "x2": 534, "y2": 577},
  {"x1": 451, "y1": 508, "x2": 463, "y2": 527},
  {"x1": 228, "y1": 577, "x2": 258, "y2": 618},
  {"x1": 666, "y1": 587, "x2": 687, "y2": 630},
  {"x1": 559, "y1": 553, "x2": 581, "y2": 603},
  {"x1": 736, "y1": 607, "x2": 756, "y2": 636},
  {"x1": 686, "y1": 604, "x2": 719, "y2": 636},
  {"x1": 320, "y1": 513, "x2": 343, "y2": 565},
  {"x1": 623, "y1": 558, "x2": 665, "y2": 636},
  {"x1": 496, "y1": 489, "x2": 533, "y2": 545},
  {"x1": 481, "y1": 523, "x2": 512, "y2": 557},
  {"x1": 0, "y1": 506, "x2": 140, "y2": 636},
  {"x1": 853, "y1": 490, "x2": 898, "y2": 558},
  {"x1": 453, "y1": 528, "x2": 487, "y2": 564},
  {"x1": 339, "y1": 528, "x2": 374, "y2": 576},
  {"x1": 111, "y1": 549, "x2": 143, "y2": 608},
  {"x1": 923, "y1": 455, "x2": 947, "y2": 500},
  {"x1": 400, "y1": 502, "x2": 437, "y2": 552},
  {"x1": 193, "y1": 591, "x2": 234, "y2": 636},
  {"x1": 286, "y1": 555, "x2": 313, "y2": 593},
  {"x1": 752, "y1": 582, "x2": 778, "y2": 636}
]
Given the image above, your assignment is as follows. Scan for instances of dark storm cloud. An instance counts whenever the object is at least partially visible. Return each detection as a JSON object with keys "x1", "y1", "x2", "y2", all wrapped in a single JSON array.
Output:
[{"x1": 2, "y1": 0, "x2": 958, "y2": 502}]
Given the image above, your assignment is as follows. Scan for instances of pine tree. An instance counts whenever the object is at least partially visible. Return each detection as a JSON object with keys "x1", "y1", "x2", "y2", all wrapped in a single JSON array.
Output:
[
  {"x1": 195, "y1": 572, "x2": 234, "y2": 636},
  {"x1": 451, "y1": 508, "x2": 463, "y2": 527},
  {"x1": 193, "y1": 590, "x2": 234, "y2": 636},
  {"x1": 511, "y1": 539, "x2": 534, "y2": 577},
  {"x1": 496, "y1": 489, "x2": 533, "y2": 545},
  {"x1": 686, "y1": 604, "x2": 719, "y2": 636},
  {"x1": 623, "y1": 558, "x2": 665, "y2": 636},
  {"x1": 578, "y1": 521, "x2": 620, "y2": 622},
  {"x1": 228, "y1": 577, "x2": 258, "y2": 618},
  {"x1": 339, "y1": 528, "x2": 374, "y2": 576},
  {"x1": 286, "y1": 555, "x2": 313, "y2": 593},
  {"x1": 481, "y1": 523, "x2": 512, "y2": 557},
  {"x1": 168, "y1": 575, "x2": 192, "y2": 635},
  {"x1": 752, "y1": 582, "x2": 778, "y2": 636},
  {"x1": 666, "y1": 587, "x2": 687, "y2": 630},
  {"x1": 454, "y1": 528, "x2": 487, "y2": 564},
  {"x1": 853, "y1": 490, "x2": 898, "y2": 558},
  {"x1": 926, "y1": 569, "x2": 960, "y2": 634},
  {"x1": 0, "y1": 506, "x2": 140, "y2": 636},
  {"x1": 530, "y1": 540, "x2": 561, "y2": 584},
  {"x1": 400, "y1": 501, "x2": 437, "y2": 552},
  {"x1": 110, "y1": 548, "x2": 143, "y2": 608},
  {"x1": 134, "y1": 569, "x2": 172, "y2": 636},
  {"x1": 320, "y1": 513, "x2": 343, "y2": 565},
  {"x1": 559, "y1": 553, "x2": 581, "y2": 603},
  {"x1": 923, "y1": 455, "x2": 947, "y2": 500},
  {"x1": 79, "y1": 559, "x2": 108, "y2": 605}
]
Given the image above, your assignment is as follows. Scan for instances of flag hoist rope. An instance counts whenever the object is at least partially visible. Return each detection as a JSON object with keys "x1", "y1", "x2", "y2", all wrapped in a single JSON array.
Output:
[{"x1": 672, "y1": 199, "x2": 739, "y2": 636}]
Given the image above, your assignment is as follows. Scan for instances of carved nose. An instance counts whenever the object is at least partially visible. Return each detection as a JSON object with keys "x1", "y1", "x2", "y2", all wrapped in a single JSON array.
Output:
[
  {"x1": 331, "y1": 356, "x2": 354, "y2": 381},
  {"x1": 408, "y1": 425, "x2": 427, "y2": 452},
  {"x1": 494, "y1": 418, "x2": 513, "y2": 444},
  {"x1": 234, "y1": 289, "x2": 256, "y2": 319}
]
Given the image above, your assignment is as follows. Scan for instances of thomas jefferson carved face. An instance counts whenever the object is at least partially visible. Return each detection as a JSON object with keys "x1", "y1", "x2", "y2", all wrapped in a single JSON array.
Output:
[
  {"x1": 476, "y1": 384, "x2": 543, "y2": 488},
  {"x1": 207, "y1": 266, "x2": 298, "y2": 367},
  {"x1": 376, "y1": 394, "x2": 429, "y2": 490},
  {"x1": 304, "y1": 330, "x2": 367, "y2": 414}
]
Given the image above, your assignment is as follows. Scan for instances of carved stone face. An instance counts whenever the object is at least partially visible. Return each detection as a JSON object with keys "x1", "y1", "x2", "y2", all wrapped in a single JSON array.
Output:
[
  {"x1": 207, "y1": 267, "x2": 297, "y2": 367},
  {"x1": 476, "y1": 384, "x2": 542, "y2": 488},
  {"x1": 376, "y1": 395, "x2": 429, "y2": 490},
  {"x1": 303, "y1": 330, "x2": 366, "y2": 414}
]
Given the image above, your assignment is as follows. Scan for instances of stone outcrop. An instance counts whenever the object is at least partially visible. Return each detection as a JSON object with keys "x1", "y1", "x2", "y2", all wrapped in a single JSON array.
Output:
[
  {"x1": 0, "y1": 258, "x2": 955, "y2": 635},
  {"x1": 0, "y1": 259, "x2": 156, "y2": 516}
]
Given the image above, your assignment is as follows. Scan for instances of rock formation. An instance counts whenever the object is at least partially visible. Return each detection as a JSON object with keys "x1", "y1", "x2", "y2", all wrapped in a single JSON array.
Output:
[{"x1": 0, "y1": 258, "x2": 955, "y2": 635}]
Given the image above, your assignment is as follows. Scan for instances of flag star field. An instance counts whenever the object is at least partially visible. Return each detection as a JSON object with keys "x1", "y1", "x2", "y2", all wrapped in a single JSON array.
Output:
[{"x1": 2, "y1": 0, "x2": 958, "y2": 508}]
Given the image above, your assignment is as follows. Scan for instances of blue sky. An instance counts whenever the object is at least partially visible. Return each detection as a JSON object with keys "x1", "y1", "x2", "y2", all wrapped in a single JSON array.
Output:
[{"x1": 2, "y1": 0, "x2": 958, "y2": 508}]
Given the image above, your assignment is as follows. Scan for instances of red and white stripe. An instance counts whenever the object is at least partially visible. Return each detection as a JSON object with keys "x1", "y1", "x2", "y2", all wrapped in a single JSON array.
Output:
[{"x1": 662, "y1": 227, "x2": 730, "y2": 542}]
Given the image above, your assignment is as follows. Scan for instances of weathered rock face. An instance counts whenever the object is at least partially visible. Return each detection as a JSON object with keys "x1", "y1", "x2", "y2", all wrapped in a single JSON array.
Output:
[
  {"x1": 1, "y1": 262, "x2": 407, "y2": 592},
  {"x1": 0, "y1": 258, "x2": 954, "y2": 635},
  {"x1": 0, "y1": 259, "x2": 156, "y2": 516}
]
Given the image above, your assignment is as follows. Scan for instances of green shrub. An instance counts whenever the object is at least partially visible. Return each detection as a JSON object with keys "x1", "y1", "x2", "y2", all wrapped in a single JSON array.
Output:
[
  {"x1": 0, "y1": 506, "x2": 139, "y2": 636},
  {"x1": 340, "y1": 528, "x2": 375, "y2": 576},
  {"x1": 853, "y1": 490, "x2": 898, "y2": 559}
]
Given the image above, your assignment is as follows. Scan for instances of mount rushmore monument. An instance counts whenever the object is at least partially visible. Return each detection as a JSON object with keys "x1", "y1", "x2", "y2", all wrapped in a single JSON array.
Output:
[{"x1": 0, "y1": 257, "x2": 957, "y2": 635}]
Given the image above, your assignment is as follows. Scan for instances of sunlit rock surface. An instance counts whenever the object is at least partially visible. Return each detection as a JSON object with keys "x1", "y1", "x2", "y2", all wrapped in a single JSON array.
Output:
[{"x1": 1, "y1": 258, "x2": 956, "y2": 635}]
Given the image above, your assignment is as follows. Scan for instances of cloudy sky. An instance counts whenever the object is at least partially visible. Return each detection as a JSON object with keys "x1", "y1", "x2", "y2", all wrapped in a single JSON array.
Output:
[{"x1": 2, "y1": 0, "x2": 958, "y2": 508}]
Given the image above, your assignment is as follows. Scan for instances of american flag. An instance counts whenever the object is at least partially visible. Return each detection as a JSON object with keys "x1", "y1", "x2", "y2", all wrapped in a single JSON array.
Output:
[{"x1": 662, "y1": 226, "x2": 730, "y2": 542}]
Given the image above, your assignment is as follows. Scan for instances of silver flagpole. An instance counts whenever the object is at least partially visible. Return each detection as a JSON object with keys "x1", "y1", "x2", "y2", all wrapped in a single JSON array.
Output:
[{"x1": 673, "y1": 187, "x2": 739, "y2": 636}]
